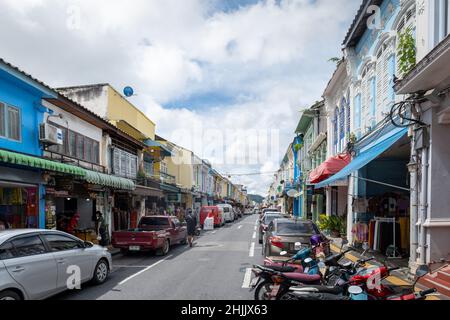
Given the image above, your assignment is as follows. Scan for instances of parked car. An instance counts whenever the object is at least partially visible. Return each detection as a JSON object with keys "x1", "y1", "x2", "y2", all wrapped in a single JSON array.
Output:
[
  {"x1": 258, "y1": 212, "x2": 283, "y2": 244},
  {"x1": 262, "y1": 218, "x2": 322, "y2": 257},
  {"x1": 0, "y1": 229, "x2": 112, "y2": 300},
  {"x1": 112, "y1": 216, "x2": 187, "y2": 256},
  {"x1": 199, "y1": 206, "x2": 224, "y2": 228},
  {"x1": 217, "y1": 204, "x2": 234, "y2": 223}
]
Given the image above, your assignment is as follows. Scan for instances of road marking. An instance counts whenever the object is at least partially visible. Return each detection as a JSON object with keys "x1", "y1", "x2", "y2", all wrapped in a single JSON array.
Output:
[
  {"x1": 117, "y1": 255, "x2": 173, "y2": 285},
  {"x1": 249, "y1": 242, "x2": 255, "y2": 257},
  {"x1": 254, "y1": 226, "x2": 257, "y2": 231},
  {"x1": 237, "y1": 225, "x2": 243, "y2": 229},
  {"x1": 242, "y1": 268, "x2": 253, "y2": 289},
  {"x1": 211, "y1": 231, "x2": 217, "y2": 234},
  {"x1": 252, "y1": 232, "x2": 256, "y2": 239}
]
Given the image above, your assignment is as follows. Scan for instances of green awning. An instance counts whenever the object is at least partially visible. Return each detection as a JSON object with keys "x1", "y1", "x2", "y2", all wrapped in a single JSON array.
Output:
[
  {"x1": 0, "y1": 149, "x2": 85, "y2": 176},
  {"x1": 84, "y1": 170, "x2": 135, "y2": 191}
]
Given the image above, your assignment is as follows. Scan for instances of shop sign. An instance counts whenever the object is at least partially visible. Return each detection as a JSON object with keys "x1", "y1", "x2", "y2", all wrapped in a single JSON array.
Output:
[
  {"x1": 167, "y1": 193, "x2": 181, "y2": 202},
  {"x1": 45, "y1": 188, "x2": 69, "y2": 197},
  {"x1": 55, "y1": 177, "x2": 74, "y2": 191}
]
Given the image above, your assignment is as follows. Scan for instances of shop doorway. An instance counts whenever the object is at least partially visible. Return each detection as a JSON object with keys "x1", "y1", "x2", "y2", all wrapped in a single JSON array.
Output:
[{"x1": 0, "y1": 182, "x2": 39, "y2": 229}]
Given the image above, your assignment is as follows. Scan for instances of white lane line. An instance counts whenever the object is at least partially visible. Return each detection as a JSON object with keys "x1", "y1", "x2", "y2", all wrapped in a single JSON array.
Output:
[
  {"x1": 249, "y1": 242, "x2": 255, "y2": 257},
  {"x1": 254, "y1": 226, "x2": 257, "y2": 231},
  {"x1": 237, "y1": 225, "x2": 243, "y2": 229},
  {"x1": 252, "y1": 232, "x2": 256, "y2": 239},
  {"x1": 211, "y1": 231, "x2": 217, "y2": 234},
  {"x1": 242, "y1": 268, "x2": 253, "y2": 289},
  {"x1": 118, "y1": 255, "x2": 173, "y2": 285}
]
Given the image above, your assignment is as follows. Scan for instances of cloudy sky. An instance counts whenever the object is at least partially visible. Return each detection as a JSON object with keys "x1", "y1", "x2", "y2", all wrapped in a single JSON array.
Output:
[{"x1": 1, "y1": 0, "x2": 361, "y2": 195}]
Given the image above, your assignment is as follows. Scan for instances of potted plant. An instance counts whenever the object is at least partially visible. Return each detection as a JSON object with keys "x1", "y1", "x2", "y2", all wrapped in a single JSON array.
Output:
[{"x1": 318, "y1": 214, "x2": 346, "y2": 238}]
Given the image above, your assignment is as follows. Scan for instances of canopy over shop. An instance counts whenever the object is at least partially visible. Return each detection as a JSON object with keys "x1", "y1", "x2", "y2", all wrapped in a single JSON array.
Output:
[{"x1": 314, "y1": 126, "x2": 411, "y2": 259}]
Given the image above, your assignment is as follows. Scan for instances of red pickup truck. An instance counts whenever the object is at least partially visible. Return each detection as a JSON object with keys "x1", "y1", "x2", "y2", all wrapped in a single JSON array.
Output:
[{"x1": 112, "y1": 216, "x2": 188, "y2": 256}]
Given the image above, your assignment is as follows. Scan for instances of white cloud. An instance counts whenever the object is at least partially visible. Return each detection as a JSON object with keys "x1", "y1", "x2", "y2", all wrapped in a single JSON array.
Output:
[{"x1": 0, "y1": 0, "x2": 360, "y2": 195}]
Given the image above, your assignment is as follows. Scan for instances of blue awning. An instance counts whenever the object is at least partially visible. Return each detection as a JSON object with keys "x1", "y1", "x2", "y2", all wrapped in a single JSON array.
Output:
[
  {"x1": 144, "y1": 140, "x2": 173, "y2": 157},
  {"x1": 314, "y1": 127, "x2": 408, "y2": 189}
]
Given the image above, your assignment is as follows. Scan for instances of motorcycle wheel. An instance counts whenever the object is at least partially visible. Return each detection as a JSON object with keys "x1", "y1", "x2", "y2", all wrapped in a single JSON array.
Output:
[{"x1": 254, "y1": 280, "x2": 273, "y2": 300}]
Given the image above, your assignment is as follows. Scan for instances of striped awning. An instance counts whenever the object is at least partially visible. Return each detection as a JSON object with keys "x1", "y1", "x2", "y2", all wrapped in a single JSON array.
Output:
[
  {"x1": 84, "y1": 170, "x2": 135, "y2": 191},
  {"x1": 0, "y1": 149, "x2": 85, "y2": 176}
]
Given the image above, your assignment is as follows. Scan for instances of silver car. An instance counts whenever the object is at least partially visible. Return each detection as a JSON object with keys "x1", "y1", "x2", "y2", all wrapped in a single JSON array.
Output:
[{"x1": 0, "y1": 229, "x2": 112, "y2": 300}]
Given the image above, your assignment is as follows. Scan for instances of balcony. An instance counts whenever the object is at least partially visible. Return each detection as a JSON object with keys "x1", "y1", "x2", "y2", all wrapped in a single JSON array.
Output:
[{"x1": 160, "y1": 172, "x2": 176, "y2": 185}]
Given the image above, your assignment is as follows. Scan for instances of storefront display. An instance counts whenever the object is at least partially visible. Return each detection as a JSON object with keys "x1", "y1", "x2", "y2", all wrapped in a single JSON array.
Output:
[{"x1": 0, "y1": 183, "x2": 39, "y2": 229}]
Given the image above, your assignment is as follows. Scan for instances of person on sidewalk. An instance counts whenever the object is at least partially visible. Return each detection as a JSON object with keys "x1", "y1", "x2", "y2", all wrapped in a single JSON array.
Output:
[{"x1": 185, "y1": 209, "x2": 197, "y2": 247}]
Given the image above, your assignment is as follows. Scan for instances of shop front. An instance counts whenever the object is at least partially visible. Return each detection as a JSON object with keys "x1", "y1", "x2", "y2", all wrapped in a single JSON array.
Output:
[
  {"x1": 0, "y1": 170, "x2": 41, "y2": 229},
  {"x1": 0, "y1": 149, "x2": 85, "y2": 230},
  {"x1": 315, "y1": 126, "x2": 411, "y2": 259}
]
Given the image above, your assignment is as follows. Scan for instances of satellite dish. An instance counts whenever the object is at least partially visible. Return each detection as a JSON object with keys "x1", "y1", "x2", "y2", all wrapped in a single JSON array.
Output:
[
  {"x1": 123, "y1": 86, "x2": 134, "y2": 97},
  {"x1": 287, "y1": 189, "x2": 300, "y2": 198}
]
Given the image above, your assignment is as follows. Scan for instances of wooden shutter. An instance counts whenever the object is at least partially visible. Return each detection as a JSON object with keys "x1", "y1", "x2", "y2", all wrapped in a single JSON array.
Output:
[
  {"x1": 113, "y1": 148, "x2": 121, "y2": 175},
  {"x1": 130, "y1": 154, "x2": 137, "y2": 178}
]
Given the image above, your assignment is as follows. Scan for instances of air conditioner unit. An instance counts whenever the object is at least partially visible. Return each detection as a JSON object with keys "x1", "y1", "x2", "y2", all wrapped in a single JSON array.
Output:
[{"x1": 39, "y1": 123, "x2": 63, "y2": 145}]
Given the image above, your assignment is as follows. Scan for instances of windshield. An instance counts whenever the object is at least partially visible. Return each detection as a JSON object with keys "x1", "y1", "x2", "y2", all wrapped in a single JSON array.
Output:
[
  {"x1": 139, "y1": 217, "x2": 170, "y2": 230},
  {"x1": 276, "y1": 222, "x2": 316, "y2": 235},
  {"x1": 264, "y1": 214, "x2": 282, "y2": 225}
]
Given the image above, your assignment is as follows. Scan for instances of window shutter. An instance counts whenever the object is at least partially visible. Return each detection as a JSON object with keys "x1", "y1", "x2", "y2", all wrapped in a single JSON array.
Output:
[
  {"x1": 354, "y1": 94, "x2": 361, "y2": 131},
  {"x1": 130, "y1": 155, "x2": 137, "y2": 178},
  {"x1": 113, "y1": 148, "x2": 121, "y2": 175},
  {"x1": 370, "y1": 77, "x2": 376, "y2": 118},
  {"x1": 7, "y1": 106, "x2": 21, "y2": 141},
  {"x1": 388, "y1": 54, "x2": 396, "y2": 105}
]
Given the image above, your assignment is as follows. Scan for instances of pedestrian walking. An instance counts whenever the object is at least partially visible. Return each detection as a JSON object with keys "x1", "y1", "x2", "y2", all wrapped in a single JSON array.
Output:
[{"x1": 185, "y1": 209, "x2": 197, "y2": 247}]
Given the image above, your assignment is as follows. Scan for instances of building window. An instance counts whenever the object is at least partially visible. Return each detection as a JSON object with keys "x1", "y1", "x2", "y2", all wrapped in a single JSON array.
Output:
[
  {"x1": 112, "y1": 147, "x2": 137, "y2": 179},
  {"x1": 433, "y1": 0, "x2": 450, "y2": 46},
  {"x1": 346, "y1": 92, "x2": 351, "y2": 134},
  {"x1": 370, "y1": 76, "x2": 376, "y2": 119},
  {"x1": 47, "y1": 123, "x2": 100, "y2": 165},
  {"x1": 354, "y1": 94, "x2": 362, "y2": 132},
  {"x1": 333, "y1": 107, "x2": 339, "y2": 153},
  {"x1": 0, "y1": 102, "x2": 21, "y2": 142}
]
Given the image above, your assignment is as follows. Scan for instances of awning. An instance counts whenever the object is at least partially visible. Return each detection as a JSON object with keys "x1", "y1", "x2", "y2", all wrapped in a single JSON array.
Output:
[
  {"x1": 84, "y1": 170, "x2": 135, "y2": 191},
  {"x1": 144, "y1": 140, "x2": 173, "y2": 157},
  {"x1": 314, "y1": 127, "x2": 408, "y2": 189},
  {"x1": 0, "y1": 149, "x2": 85, "y2": 176},
  {"x1": 309, "y1": 153, "x2": 351, "y2": 184},
  {"x1": 160, "y1": 183, "x2": 180, "y2": 193},
  {"x1": 133, "y1": 185, "x2": 163, "y2": 197}
]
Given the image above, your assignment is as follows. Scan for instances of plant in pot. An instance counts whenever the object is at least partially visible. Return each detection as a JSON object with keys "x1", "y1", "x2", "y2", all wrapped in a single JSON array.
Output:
[{"x1": 318, "y1": 214, "x2": 346, "y2": 238}]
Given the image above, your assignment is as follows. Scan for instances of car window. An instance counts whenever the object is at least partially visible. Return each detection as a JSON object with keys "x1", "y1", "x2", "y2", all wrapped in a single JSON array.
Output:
[
  {"x1": 11, "y1": 235, "x2": 47, "y2": 257},
  {"x1": 43, "y1": 234, "x2": 84, "y2": 252},
  {"x1": 0, "y1": 242, "x2": 15, "y2": 260},
  {"x1": 172, "y1": 218, "x2": 180, "y2": 228},
  {"x1": 139, "y1": 217, "x2": 170, "y2": 227},
  {"x1": 276, "y1": 222, "x2": 315, "y2": 235},
  {"x1": 264, "y1": 215, "x2": 282, "y2": 225}
]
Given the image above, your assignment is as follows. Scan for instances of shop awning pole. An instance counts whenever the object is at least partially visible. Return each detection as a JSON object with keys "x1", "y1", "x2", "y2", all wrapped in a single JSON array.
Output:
[{"x1": 350, "y1": 175, "x2": 410, "y2": 192}]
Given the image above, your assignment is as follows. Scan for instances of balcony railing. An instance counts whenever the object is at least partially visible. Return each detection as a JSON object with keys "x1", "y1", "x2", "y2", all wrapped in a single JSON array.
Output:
[
  {"x1": 43, "y1": 150, "x2": 106, "y2": 173},
  {"x1": 160, "y1": 172, "x2": 176, "y2": 185}
]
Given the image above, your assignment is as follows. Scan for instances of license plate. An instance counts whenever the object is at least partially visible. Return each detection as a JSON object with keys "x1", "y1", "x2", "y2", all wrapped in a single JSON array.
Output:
[{"x1": 129, "y1": 246, "x2": 140, "y2": 251}]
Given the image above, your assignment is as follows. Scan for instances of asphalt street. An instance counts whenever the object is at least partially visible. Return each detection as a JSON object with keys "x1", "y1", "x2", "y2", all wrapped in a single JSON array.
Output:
[{"x1": 54, "y1": 214, "x2": 263, "y2": 300}]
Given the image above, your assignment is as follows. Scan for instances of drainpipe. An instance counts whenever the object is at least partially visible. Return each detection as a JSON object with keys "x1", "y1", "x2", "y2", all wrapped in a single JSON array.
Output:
[
  {"x1": 418, "y1": 145, "x2": 429, "y2": 266},
  {"x1": 407, "y1": 127, "x2": 419, "y2": 270}
]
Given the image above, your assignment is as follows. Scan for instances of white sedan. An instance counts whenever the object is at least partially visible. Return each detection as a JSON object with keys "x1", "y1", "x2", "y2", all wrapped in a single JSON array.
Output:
[{"x1": 0, "y1": 229, "x2": 112, "y2": 300}]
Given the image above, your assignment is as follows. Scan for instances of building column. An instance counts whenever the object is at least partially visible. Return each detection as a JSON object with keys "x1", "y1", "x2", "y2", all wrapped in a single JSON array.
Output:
[
  {"x1": 347, "y1": 176, "x2": 355, "y2": 244},
  {"x1": 325, "y1": 187, "x2": 332, "y2": 217}
]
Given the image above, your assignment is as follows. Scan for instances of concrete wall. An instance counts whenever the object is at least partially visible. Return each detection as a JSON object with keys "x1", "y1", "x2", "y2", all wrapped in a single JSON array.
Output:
[{"x1": 59, "y1": 85, "x2": 109, "y2": 119}]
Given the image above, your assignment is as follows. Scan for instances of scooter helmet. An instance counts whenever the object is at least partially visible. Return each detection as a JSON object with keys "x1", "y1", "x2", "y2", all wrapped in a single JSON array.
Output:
[{"x1": 310, "y1": 234, "x2": 322, "y2": 246}]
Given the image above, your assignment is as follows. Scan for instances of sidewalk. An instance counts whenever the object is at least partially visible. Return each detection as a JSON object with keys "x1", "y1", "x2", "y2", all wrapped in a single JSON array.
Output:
[{"x1": 330, "y1": 238, "x2": 447, "y2": 300}]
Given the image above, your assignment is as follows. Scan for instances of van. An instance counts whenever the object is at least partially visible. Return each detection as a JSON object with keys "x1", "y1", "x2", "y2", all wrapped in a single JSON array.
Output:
[
  {"x1": 199, "y1": 206, "x2": 224, "y2": 228},
  {"x1": 217, "y1": 204, "x2": 234, "y2": 223}
]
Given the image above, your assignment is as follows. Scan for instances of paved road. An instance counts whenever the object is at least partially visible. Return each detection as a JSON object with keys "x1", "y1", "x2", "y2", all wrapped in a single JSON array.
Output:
[{"x1": 54, "y1": 215, "x2": 263, "y2": 300}]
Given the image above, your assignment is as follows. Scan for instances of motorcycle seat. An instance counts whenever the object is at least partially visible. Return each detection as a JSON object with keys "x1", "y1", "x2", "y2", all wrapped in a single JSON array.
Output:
[
  {"x1": 290, "y1": 285, "x2": 344, "y2": 295},
  {"x1": 282, "y1": 273, "x2": 322, "y2": 283},
  {"x1": 265, "y1": 265, "x2": 297, "y2": 273}
]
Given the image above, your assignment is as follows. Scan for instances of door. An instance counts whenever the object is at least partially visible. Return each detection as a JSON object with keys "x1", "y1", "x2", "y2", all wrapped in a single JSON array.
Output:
[
  {"x1": 3, "y1": 235, "x2": 58, "y2": 299},
  {"x1": 42, "y1": 233, "x2": 94, "y2": 289},
  {"x1": 171, "y1": 218, "x2": 185, "y2": 243}
]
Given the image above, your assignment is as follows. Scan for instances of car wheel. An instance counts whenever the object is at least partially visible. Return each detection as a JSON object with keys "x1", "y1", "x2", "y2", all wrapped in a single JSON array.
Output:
[
  {"x1": 157, "y1": 239, "x2": 170, "y2": 256},
  {"x1": 0, "y1": 290, "x2": 21, "y2": 301},
  {"x1": 92, "y1": 259, "x2": 109, "y2": 285}
]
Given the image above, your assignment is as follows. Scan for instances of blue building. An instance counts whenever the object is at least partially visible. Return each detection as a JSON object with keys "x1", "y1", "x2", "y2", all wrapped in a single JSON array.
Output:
[{"x1": 0, "y1": 59, "x2": 81, "y2": 229}]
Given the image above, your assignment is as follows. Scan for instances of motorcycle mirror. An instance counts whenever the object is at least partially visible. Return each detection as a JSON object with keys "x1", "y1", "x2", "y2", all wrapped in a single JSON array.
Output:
[
  {"x1": 280, "y1": 251, "x2": 288, "y2": 256},
  {"x1": 415, "y1": 265, "x2": 429, "y2": 278}
]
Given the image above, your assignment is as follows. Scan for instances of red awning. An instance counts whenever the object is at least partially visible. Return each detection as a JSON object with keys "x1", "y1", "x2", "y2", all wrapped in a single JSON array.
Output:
[{"x1": 309, "y1": 153, "x2": 351, "y2": 184}]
